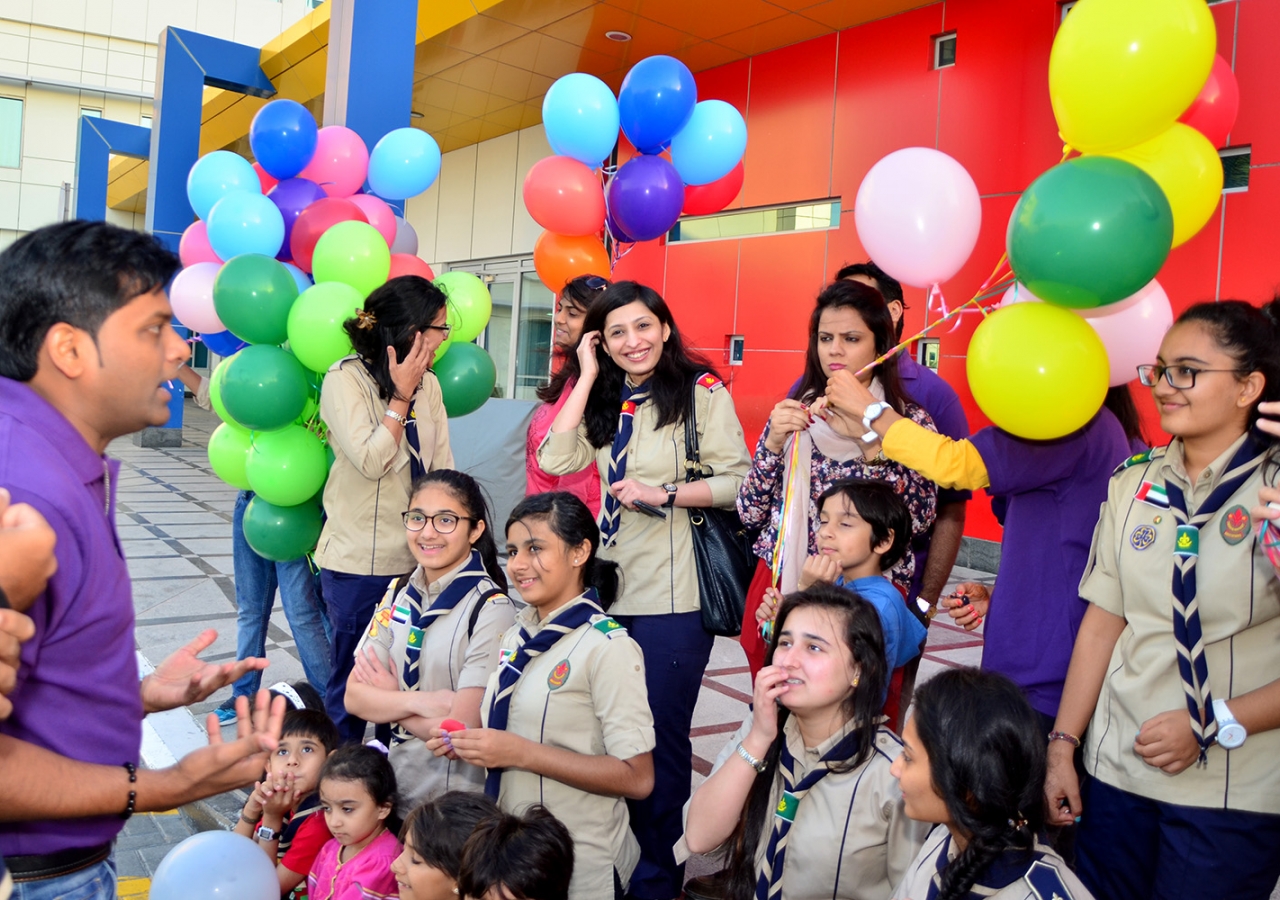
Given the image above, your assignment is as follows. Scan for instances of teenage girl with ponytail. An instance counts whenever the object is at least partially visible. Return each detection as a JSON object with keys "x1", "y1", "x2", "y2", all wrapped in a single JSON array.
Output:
[
  {"x1": 891, "y1": 668, "x2": 1093, "y2": 900},
  {"x1": 429, "y1": 491, "x2": 655, "y2": 900},
  {"x1": 344, "y1": 469, "x2": 516, "y2": 813}
]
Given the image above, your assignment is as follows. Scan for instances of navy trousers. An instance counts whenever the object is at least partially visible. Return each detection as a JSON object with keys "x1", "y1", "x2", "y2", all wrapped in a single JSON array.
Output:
[
  {"x1": 1076, "y1": 777, "x2": 1280, "y2": 900},
  {"x1": 614, "y1": 611, "x2": 714, "y2": 900},
  {"x1": 320, "y1": 569, "x2": 402, "y2": 744}
]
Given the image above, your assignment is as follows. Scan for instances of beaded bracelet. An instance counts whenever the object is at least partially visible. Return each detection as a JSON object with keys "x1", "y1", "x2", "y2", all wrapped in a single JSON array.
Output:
[
  {"x1": 120, "y1": 761, "x2": 137, "y2": 820},
  {"x1": 1047, "y1": 730, "x2": 1081, "y2": 749}
]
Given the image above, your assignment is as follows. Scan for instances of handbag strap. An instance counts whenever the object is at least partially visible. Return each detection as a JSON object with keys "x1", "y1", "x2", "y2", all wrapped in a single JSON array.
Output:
[{"x1": 684, "y1": 377, "x2": 705, "y2": 484}]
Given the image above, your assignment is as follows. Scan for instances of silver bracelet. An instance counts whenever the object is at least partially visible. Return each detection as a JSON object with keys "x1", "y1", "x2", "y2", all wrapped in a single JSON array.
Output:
[
  {"x1": 384, "y1": 408, "x2": 408, "y2": 426},
  {"x1": 735, "y1": 742, "x2": 766, "y2": 773}
]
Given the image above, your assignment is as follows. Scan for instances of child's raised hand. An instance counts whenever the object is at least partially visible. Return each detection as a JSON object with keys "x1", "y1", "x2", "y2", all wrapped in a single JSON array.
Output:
[
  {"x1": 797, "y1": 554, "x2": 841, "y2": 590},
  {"x1": 261, "y1": 771, "x2": 299, "y2": 818}
]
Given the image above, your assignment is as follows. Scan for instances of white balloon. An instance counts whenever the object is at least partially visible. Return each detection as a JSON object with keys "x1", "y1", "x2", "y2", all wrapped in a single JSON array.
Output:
[
  {"x1": 169, "y1": 262, "x2": 224, "y2": 334},
  {"x1": 150, "y1": 831, "x2": 278, "y2": 900},
  {"x1": 391, "y1": 215, "x2": 419, "y2": 256}
]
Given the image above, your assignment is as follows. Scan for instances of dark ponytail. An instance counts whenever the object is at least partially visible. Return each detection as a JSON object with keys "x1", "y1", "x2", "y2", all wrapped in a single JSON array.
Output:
[
  {"x1": 1176, "y1": 298, "x2": 1280, "y2": 431},
  {"x1": 911, "y1": 668, "x2": 1045, "y2": 900},
  {"x1": 410, "y1": 470, "x2": 508, "y2": 592},
  {"x1": 506, "y1": 492, "x2": 622, "y2": 609}
]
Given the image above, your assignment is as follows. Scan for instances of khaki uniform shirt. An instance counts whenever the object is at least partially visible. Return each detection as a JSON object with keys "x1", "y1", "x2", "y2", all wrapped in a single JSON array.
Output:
[
  {"x1": 1080, "y1": 434, "x2": 1280, "y2": 812},
  {"x1": 355, "y1": 561, "x2": 516, "y2": 813},
  {"x1": 537, "y1": 380, "x2": 751, "y2": 616},
  {"x1": 482, "y1": 598, "x2": 655, "y2": 900},
  {"x1": 315, "y1": 357, "x2": 453, "y2": 576},
  {"x1": 892, "y1": 826, "x2": 1095, "y2": 900},
  {"x1": 677, "y1": 718, "x2": 928, "y2": 900}
]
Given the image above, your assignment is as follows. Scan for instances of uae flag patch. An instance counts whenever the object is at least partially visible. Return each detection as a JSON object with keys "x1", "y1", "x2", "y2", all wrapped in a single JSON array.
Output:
[{"x1": 1135, "y1": 481, "x2": 1169, "y2": 509}]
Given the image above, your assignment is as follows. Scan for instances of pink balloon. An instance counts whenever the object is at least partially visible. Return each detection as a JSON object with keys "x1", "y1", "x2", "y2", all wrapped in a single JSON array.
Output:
[
  {"x1": 348, "y1": 194, "x2": 397, "y2": 246},
  {"x1": 854, "y1": 147, "x2": 981, "y2": 289},
  {"x1": 179, "y1": 221, "x2": 223, "y2": 267},
  {"x1": 299, "y1": 126, "x2": 369, "y2": 198},
  {"x1": 169, "y1": 262, "x2": 225, "y2": 333},
  {"x1": 1000, "y1": 280, "x2": 1172, "y2": 386}
]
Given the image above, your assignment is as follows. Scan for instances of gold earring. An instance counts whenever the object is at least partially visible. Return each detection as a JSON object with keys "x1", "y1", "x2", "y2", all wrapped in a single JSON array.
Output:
[{"x1": 852, "y1": 676, "x2": 860, "y2": 688}]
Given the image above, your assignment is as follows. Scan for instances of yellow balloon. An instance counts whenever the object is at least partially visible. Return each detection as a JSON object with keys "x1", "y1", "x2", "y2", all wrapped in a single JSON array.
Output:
[
  {"x1": 966, "y1": 304, "x2": 1109, "y2": 441},
  {"x1": 1049, "y1": 0, "x2": 1215, "y2": 153},
  {"x1": 1103, "y1": 124, "x2": 1223, "y2": 247}
]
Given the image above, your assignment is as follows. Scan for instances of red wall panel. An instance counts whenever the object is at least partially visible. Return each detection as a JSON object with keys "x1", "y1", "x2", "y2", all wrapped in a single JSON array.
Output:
[
  {"x1": 1219, "y1": 166, "x2": 1280, "y2": 303},
  {"x1": 1231, "y1": 0, "x2": 1280, "y2": 164},
  {"x1": 664, "y1": 239, "x2": 740, "y2": 351}
]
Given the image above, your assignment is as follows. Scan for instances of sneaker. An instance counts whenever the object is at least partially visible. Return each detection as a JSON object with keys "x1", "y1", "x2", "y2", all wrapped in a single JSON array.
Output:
[{"x1": 214, "y1": 703, "x2": 238, "y2": 726}]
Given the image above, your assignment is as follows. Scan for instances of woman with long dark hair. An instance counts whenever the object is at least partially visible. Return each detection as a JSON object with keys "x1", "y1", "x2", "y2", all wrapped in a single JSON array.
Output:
[
  {"x1": 1045, "y1": 299, "x2": 1280, "y2": 899},
  {"x1": 537, "y1": 281, "x2": 751, "y2": 900},
  {"x1": 681, "y1": 584, "x2": 927, "y2": 900},
  {"x1": 526, "y1": 274, "x2": 610, "y2": 513},
  {"x1": 736, "y1": 280, "x2": 938, "y2": 680},
  {"x1": 316, "y1": 275, "x2": 454, "y2": 742},
  {"x1": 891, "y1": 668, "x2": 1093, "y2": 900}
]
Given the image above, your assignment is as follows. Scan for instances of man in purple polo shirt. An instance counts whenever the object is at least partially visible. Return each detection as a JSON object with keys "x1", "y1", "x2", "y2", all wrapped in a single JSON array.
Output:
[{"x1": 0, "y1": 221, "x2": 286, "y2": 899}]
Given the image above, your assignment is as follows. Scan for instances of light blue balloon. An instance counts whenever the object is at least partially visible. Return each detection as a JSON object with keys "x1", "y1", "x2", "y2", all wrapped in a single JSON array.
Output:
[
  {"x1": 207, "y1": 191, "x2": 286, "y2": 261},
  {"x1": 187, "y1": 150, "x2": 260, "y2": 221},
  {"x1": 150, "y1": 831, "x2": 278, "y2": 900},
  {"x1": 282, "y1": 261, "x2": 313, "y2": 294},
  {"x1": 542, "y1": 73, "x2": 619, "y2": 168},
  {"x1": 670, "y1": 100, "x2": 748, "y2": 186},
  {"x1": 368, "y1": 127, "x2": 442, "y2": 200}
]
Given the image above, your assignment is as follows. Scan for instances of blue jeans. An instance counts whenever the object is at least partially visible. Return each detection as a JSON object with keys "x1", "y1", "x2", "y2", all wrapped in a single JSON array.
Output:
[
  {"x1": 320, "y1": 569, "x2": 399, "y2": 744},
  {"x1": 11, "y1": 857, "x2": 115, "y2": 900},
  {"x1": 229, "y1": 491, "x2": 332, "y2": 699}
]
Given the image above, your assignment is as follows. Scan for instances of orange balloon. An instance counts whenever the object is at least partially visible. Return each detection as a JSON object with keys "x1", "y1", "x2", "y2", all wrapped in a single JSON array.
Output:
[{"x1": 534, "y1": 231, "x2": 609, "y2": 293}]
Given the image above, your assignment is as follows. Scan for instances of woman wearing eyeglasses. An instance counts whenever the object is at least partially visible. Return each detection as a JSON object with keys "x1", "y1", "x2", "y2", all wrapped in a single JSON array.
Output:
[
  {"x1": 526, "y1": 275, "x2": 610, "y2": 515},
  {"x1": 1042, "y1": 300, "x2": 1280, "y2": 900},
  {"x1": 317, "y1": 275, "x2": 456, "y2": 742},
  {"x1": 343, "y1": 470, "x2": 515, "y2": 812}
]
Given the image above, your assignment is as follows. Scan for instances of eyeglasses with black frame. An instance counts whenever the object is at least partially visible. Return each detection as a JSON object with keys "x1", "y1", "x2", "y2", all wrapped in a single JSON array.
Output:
[
  {"x1": 1136, "y1": 363, "x2": 1244, "y2": 390},
  {"x1": 401, "y1": 510, "x2": 474, "y2": 533},
  {"x1": 423, "y1": 323, "x2": 452, "y2": 338}
]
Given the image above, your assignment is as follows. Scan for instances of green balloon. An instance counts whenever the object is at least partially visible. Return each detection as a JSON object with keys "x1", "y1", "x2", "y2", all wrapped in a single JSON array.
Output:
[
  {"x1": 212, "y1": 254, "x2": 300, "y2": 344},
  {"x1": 207, "y1": 423, "x2": 252, "y2": 489},
  {"x1": 435, "y1": 271, "x2": 492, "y2": 343},
  {"x1": 242, "y1": 494, "x2": 323, "y2": 562},
  {"x1": 208, "y1": 355, "x2": 247, "y2": 432},
  {"x1": 245, "y1": 424, "x2": 329, "y2": 507},
  {"x1": 220, "y1": 344, "x2": 310, "y2": 431},
  {"x1": 286, "y1": 281, "x2": 361, "y2": 372},
  {"x1": 312, "y1": 221, "x2": 391, "y2": 299},
  {"x1": 434, "y1": 341, "x2": 497, "y2": 418},
  {"x1": 1007, "y1": 156, "x2": 1173, "y2": 309}
]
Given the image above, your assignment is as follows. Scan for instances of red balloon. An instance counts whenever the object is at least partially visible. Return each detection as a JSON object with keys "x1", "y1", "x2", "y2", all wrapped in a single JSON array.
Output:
[
  {"x1": 289, "y1": 198, "x2": 368, "y2": 273},
  {"x1": 253, "y1": 161, "x2": 278, "y2": 194},
  {"x1": 682, "y1": 160, "x2": 744, "y2": 217},
  {"x1": 522, "y1": 156, "x2": 606, "y2": 237},
  {"x1": 388, "y1": 253, "x2": 435, "y2": 281},
  {"x1": 1178, "y1": 54, "x2": 1240, "y2": 149}
]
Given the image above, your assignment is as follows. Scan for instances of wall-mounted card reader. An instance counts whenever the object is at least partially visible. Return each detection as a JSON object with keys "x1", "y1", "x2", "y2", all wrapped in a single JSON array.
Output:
[
  {"x1": 918, "y1": 337, "x2": 940, "y2": 372},
  {"x1": 726, "y1": 334, "x2": 745, "y2": 366}
]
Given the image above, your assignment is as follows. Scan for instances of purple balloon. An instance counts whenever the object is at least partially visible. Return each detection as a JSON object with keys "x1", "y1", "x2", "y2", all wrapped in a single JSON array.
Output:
[
  {"x1": 606, "y1": 206, "x2": 636, "y2": 244},
  {"x1": 607, "y1": 156, "x2": 684, "y2": 242},
  {"x1": 268, "y1": 177, "x2": 326, "y2": 261}
]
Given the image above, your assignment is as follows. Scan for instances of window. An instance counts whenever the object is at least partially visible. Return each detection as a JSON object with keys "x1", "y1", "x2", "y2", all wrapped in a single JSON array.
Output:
[
  {"x1": 140, "y1": 115, "x2": 152, "y2": 128},
  {"x1": 81, "y1": 107, "x2": 102, "y2": 118},
  {"x1": 1220, "y1": 146, "x2": 1250, "y2": 193},
  {"x1": 933, "y1": 32, "x2": 957, "y2": 69},
  {"x1": 0, "y1": 97, "x2": 22, "y2": 168},
  {"x1": 668, "y1": 199, "x2": 840, "y2": 243}
]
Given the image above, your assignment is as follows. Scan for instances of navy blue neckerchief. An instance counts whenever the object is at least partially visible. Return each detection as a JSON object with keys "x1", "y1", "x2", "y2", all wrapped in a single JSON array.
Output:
[{"x1": 924, "y1": 833, "x2": 1047, "y2": 900}]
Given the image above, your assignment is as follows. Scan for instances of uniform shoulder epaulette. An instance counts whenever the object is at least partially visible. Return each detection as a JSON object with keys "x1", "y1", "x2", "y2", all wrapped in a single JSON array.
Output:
[
  {"x1": 1024, "y1": 860, "x2": 1074, "y2": 900},
  {"x1": 589, "y1": 614, "x2": 627, "y2": 638},
  {"x1": 696, "y1": 372, "x2": 725, "y2": 392},
  {"x1": 1112, "y1": 446, "x2": 1166, "y2": 477}
]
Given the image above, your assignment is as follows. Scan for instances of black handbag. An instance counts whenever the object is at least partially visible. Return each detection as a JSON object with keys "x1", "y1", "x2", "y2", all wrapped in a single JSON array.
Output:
[{"x1": 683, "y1": 380, "x2": 757, "y2": 637}]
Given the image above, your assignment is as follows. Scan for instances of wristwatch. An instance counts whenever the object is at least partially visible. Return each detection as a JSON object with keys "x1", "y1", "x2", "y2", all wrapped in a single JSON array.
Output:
[
  {"x1": 662, "y1": 482, "x2": 678, "y2": 508},
  {"x1": 255, "y1": 823, "x2": 280, "y2": 842},
  {"x1": 1213, "y1": 699, "x2": 1247, "y2": 749},
  {"x1": 862, "y1": 401, "x2": 890, "y2": 443}
]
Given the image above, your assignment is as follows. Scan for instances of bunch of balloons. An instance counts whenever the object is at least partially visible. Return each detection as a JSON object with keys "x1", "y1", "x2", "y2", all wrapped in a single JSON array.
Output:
[
  {"x1": 177, "y1": 98, "x2": 498, "y2": 560},
  {"x1": 524, "y1": 55, "x2": 748, "y2": 292}
]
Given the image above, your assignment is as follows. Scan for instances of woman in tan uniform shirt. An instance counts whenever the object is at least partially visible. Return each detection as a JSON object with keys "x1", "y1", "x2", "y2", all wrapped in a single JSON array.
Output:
[
  {"x1": 538, "y1": 281, "x2": 751, "y2": 900},
  {"x1": 315, "y1": 275, "x2": 454, "y2": 743}
]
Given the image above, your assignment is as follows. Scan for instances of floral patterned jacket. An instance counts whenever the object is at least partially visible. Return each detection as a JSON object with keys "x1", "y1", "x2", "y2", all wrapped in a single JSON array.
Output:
[{"x1": 736, "y1": 403, "x2": 939, "y2": 592}]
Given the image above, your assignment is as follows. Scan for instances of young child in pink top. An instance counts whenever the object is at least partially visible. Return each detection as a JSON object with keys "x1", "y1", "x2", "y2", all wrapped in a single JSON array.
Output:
[{"x1": 307, "y1": 745, "x2": 401, "y2": 900}]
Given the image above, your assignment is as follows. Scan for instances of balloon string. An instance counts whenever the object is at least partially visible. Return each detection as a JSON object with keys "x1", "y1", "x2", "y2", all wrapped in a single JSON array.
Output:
[{"x1": 770, "y1": 432, "x2": 804, "y2": 589}]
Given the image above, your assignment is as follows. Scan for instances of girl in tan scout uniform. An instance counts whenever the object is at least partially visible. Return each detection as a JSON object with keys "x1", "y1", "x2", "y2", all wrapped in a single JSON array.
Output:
[
  {"x1": 681, "y1": 584, "x2": 928, "y2": 900},
  {"x1": 344, "y1": 470, "x2": 515, "y2": 813},
  {"x1": 1046, "y1": 300, "x2": 1280, "y2": 900},
  {"x1": 430, "y1": 492, "x2": 656, "y2": 900}
]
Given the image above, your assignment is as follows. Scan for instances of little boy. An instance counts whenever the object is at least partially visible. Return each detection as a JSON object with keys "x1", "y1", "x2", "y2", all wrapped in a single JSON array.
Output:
[
  {"x1": 234, "y1": 708, "x2": 340, "y2": 898},
  {"x1": 457, "y1": 806, "x2": 574, "y2": 900}
]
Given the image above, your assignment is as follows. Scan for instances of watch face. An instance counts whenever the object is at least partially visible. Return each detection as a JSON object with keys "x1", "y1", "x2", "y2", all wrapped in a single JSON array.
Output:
[{"x1": 1218, "y1": 723, "x2": 1246, "y2": 749}]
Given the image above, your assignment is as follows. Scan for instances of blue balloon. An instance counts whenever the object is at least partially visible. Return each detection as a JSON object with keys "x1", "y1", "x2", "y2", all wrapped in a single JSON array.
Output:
[
  {"x1": 200, "y1": 329, "x2": 249, "y2": 356},
  {"x1": 282, "y1": 261, "x2": 313, "y2": 294},
  {"x1": 367, "y1": 127, "x2": 442, "y2": 200},
  {"x1": 670, "y1": 100, "x2": 748, "y2": 186},
  {"x1": 542, "y1": 73, "x2": 619, "y2": 168},
  {"x1": 187, "y1": 151, "x2": 260, "y2": 221},
  {"x1": 618, "y1": 56, "x2": 697, "y2": 154},
  {"x1": 250, "y1": 99, "x2": 318, "y2": 180},
  {"x1": 150, "y1": 831, "x2": 278, "y2": 900},
  {"x1": 206, "y1": 191, "x2": 286, "y2": 260}
]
